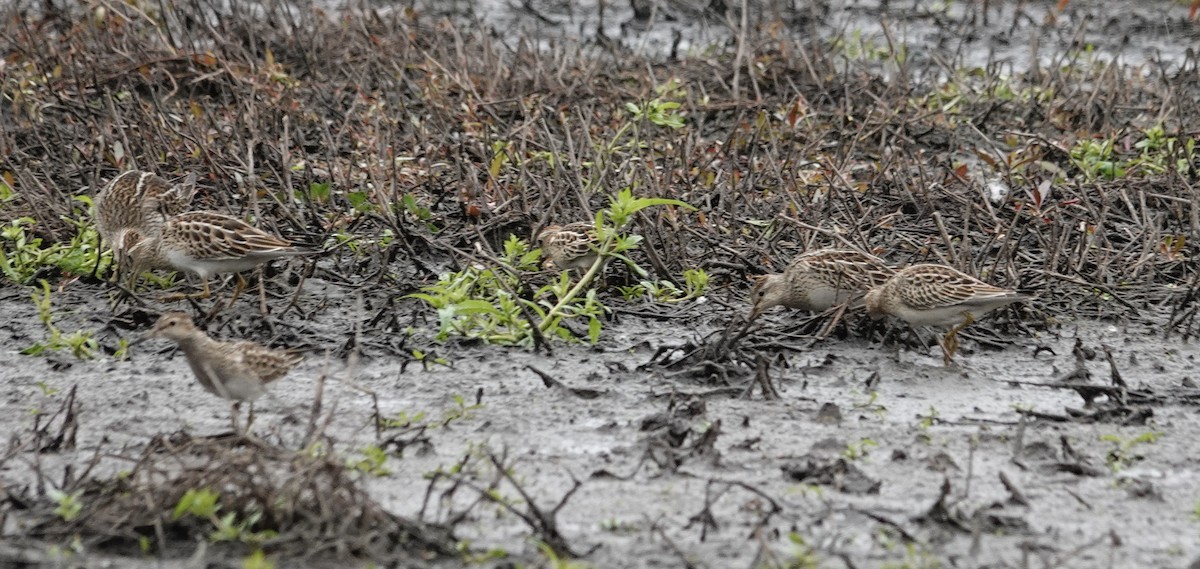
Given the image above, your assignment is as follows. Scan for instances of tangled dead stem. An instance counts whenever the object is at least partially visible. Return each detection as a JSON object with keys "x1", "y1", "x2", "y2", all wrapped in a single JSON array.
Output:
[{"x1": 3, "y1": 0, "x2": 1200, "y2": 566}]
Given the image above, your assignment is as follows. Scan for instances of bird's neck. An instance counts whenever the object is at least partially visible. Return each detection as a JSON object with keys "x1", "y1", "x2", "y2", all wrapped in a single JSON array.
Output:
[{"x1": 174, "y1": 332, "x2": 218, "y2": 354}]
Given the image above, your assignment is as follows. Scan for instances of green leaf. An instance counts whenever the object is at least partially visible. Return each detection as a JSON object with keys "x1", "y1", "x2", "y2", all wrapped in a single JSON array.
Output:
[
  {"x1": 347, "y1": 191, "x2": 370, "y2": 211},
  {"x1": 453, "y1": 299, "x2": 502, "y2": 315},
  {"x1": 308, "y1": 182, "x2": 332, "y2": 202},
  {"x1": 587, "y1": 317, "x2": 601, "y2": 344},
  {"x1": 405, "y1": 292, "x2": 446, "y2": 308}
]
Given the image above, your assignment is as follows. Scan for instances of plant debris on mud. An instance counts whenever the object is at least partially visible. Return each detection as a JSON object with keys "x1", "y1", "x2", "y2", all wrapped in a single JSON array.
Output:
[{"x1": 3, "y1": 0, "x2": 1200, "y2": 567}]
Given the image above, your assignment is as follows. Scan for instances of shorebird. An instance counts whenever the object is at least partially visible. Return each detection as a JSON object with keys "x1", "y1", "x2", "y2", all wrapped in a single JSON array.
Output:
[
  {"x1": 537, "y1": 222, "x2": 600, "y2": 273},
  {"x1": 139, "y1": 311, "x2": 302, "y2": 432},
  {"x1": 93, "y1": 170, "x2": 197, "y2": 285},
  {"x1": 864, "y1": 263, "x2": 1030, "y2": 364},
  {"x1": 127, "y1": 211, "x2": 316, "y2": 302},
  {"x1": 748, "y1": 249, "x2": 895, "y2": 321}
]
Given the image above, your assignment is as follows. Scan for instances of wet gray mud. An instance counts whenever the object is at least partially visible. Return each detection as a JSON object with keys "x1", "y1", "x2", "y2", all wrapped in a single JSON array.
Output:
[
  {"x1": 5, "y1": 0, "x2": 1200, "y2": 567},
  {"x1": 3, "y1": 278, "x2": 1200, "y2": 568}
]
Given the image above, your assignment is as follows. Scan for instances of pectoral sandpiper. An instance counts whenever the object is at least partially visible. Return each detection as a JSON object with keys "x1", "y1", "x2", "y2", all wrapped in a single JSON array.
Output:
[
  {"x1": 748, "y1": 249, "x2": 895, "y2": 321},
  {"x1": 863, "y1": 263, "x2": 1029, "y2": 364},
  {"x1": 139, "y1": 311, "x2": 302, "y2": 432},
  {"x1": 93, "y1": 170, "x2": 198, "y2": 285},
  {"x1": 537, "y1": 222, "x2": 600, "y2": 273},
  {"x1": 127, "y1": 211, "x2": 317, "y2": 302}
]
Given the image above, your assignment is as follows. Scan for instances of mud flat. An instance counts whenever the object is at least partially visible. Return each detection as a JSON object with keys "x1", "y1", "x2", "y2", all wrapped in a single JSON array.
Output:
[{"x1": 3, "y1": 0, "x2": 1200, "y2": 567}]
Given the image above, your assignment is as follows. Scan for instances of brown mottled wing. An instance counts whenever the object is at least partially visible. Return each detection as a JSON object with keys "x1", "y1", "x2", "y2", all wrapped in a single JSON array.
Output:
[
  {"x1": 232, "y1": 341, "x2": 303, "y2": 383},
  {"x1": 147, "y1": 172, "x2": 198, "y2": 217},
  {"x1": 545, "y1": 222, "x2": 598, "y2": 261},
  {"x1": 94, "y1": 171, "x2": 145, "y2": 242},
  {"x1": 792, "y1": 249, "x2": 894, "y2": 288},
  {"x1": 166, "y1": 211, "x2": 301, "y2": 261},
  {"x1": 895, "y1": 264, "x2": 1013, "y2": 311},
  {"x1": 96, "y1": 171, "x2": 199, "y2": 242}
]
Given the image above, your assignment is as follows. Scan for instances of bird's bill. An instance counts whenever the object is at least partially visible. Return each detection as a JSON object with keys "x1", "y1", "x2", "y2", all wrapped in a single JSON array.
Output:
[{"x1": 128, "y1": 332, "x2": 153, "y2": 346}]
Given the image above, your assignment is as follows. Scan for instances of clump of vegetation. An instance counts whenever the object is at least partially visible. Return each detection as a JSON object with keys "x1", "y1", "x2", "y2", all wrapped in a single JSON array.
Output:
[
  {"x1": 1101, "y1": 431, "x2": 1163, "y2": 472},
  {"x1": 22, "y1": 280, "x2": 99, "y2": 359},
  {"x1": 15, "y1": 434, "x2": 458, "y2": 561},
  {"x1": 0, "y1": 202, "x2": 109, "y2": 286},
  {"x1": 410, "y1": 189, "x2": 695, "y2": 347}
]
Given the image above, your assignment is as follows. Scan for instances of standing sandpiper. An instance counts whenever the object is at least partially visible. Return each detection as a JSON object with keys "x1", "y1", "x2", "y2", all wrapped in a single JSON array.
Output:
[
  {"x1": 863, "y1": 263, "x2": 1029, "y2": 364},
  {"x1": 139, "y1": 312, "x2": 302, "y2": 432}
]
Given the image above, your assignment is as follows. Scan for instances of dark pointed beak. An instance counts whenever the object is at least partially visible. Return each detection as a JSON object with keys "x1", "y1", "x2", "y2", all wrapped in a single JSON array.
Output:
[{"x1": 128, "y1": 330, "x2": 155, "y2": 346}]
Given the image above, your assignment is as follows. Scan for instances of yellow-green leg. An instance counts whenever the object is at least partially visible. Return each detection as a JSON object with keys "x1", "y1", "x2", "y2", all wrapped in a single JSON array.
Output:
[
  {"x1": 245, "y1": 402, "x2": 256, "y2": 433},
  {"x1": 227, "y1": 274, "x2": 248, "y2": 307},
  {"x1": 941, "y1": 312, "x2": 975, "y2": 365},
  {"x1": 162, "y1": 279, "x2": 212, "y2": 302},
  {"x1": 230, "y1": 402, "x2": 243, "y2": 435}
]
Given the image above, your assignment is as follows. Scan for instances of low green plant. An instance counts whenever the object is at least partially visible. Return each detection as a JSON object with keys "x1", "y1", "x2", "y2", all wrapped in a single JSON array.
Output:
[
  {"x1": 1069, "y1": 125, "x2": 1195, "y2": 181},
  {"x1": 210, "y1": 510, "x2": 277, "y2": 545},
  {"x1": 21, "y1": 280, "x2": 99, "y2": 359},
  {"x1": 456, "y1": 540, "x2": 509, "y2": 563},
  {"x1": 380, "y1": 409, "x2": 428, "y2": 430},
  {"x1": 172, "y1": 488, "x2": 277, "y2": 546},
  {"x1": 620, "y1": 268, "x2": 710, "y2": 303},
  {"x1": 852, "y1": 390, "x2": 888, "y2": 418},
  {"x1": 441, "y1": 393, "x2": 482, "y2": 424},
  {"x1": 625, "y1": 95, "x2": 685, "y2": 129},
  {"x1": 346, "y1": 445, "x2": 392, "y2": 477},
  {"x1": 770, "y1": 532, "x2": 821, "y2": 569},
  {"x1": 842, "y1": 438, "x2": 878, "y2": 461},
  {"x1": 535, "y1": 540, "x2": 591, "y2": 569},
  {"x1": 0, "y1": 173, "x2": 13, "y2": 202},
  {"x1": 917, "y1": 405, "x2": 939, "y2": 429},
  {"x1": 409, "y1": 190, "x2": 693, "y2": 346},
  {"x1": 1070, "y1": 138, "x2": 1123, "y2": 180},
  {"x1": 410, "y1": 347, "x2": 450, "y2": 369},
  {"x1": 832, "y1": 28, "x2": 903, "y2": 63},
  {"x1": 380, "y1": 393, "x2": 482, "y2": 433},
  {"x1": 48, "y1": 489, "x2": 83, "y2": 522},
  {"x1": 1101, "y1": 431, "x2": 1162, "y2": 472},
  {"x1": 0, "y1": 200, "x2": 111, "y2": 285},
  {"x1": 242, "y1": 550, "x2": 276, "y2": 569}
]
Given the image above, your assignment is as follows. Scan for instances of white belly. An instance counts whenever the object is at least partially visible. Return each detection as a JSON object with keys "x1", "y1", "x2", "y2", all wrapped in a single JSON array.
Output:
[
  {"x1": 892, "y1": 304, "x2": 971, "y2": 327},
  {"x1": 166, "y1": 250, "x2": 264, "y2": 278},
  {"x1": 798, "y1": 286, "x2": 853, "y2": 312}
]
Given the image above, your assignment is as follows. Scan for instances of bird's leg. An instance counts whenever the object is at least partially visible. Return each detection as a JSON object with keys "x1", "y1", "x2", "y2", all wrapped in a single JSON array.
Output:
[
  {"x1": 941, "y1": 313, "x2": 976, "y2": 365},
  {"x1": 257, "y1": 267, "x2": 269, "y2": 316},
  {"x1": 162, "y1": 278, "x2": 212, "y2": 302},
  {"x1": 124, "y1": 266, "x2": 140, "y2": 292},
  {"x1": 228, "y1": 273, "x2": 248, "y2": 307},
  {"x1": 246, "y1": 402, "x2": 257, "y2": 433},
  {"x1": 231, "y1": 402, "x2": 242, "y2": 435}
]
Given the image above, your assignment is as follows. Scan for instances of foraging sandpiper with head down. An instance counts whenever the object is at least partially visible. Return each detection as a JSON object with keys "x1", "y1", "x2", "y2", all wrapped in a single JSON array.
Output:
[
  {"x1": 863, "y1": 263, "x2": 1030, "y2": 364},
  {"x1": 140, "y1": 311, "x2": 302, "y2": 432},
  {"x1": 93, "y1": 170, "x2": 198, "y2": 285},
  {"x1": 748, "y1": 248, "x2": 896, "y2": 321}
]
